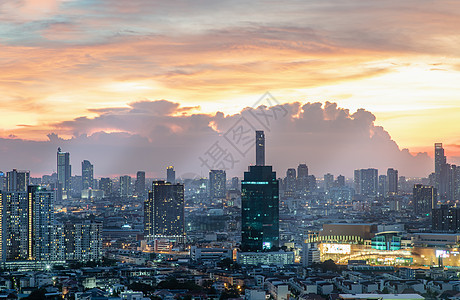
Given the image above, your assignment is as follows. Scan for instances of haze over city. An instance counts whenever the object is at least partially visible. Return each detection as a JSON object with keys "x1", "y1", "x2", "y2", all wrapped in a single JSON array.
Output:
[{"x1": 1, "y1": 0, "x2": 460, "y2": 177}]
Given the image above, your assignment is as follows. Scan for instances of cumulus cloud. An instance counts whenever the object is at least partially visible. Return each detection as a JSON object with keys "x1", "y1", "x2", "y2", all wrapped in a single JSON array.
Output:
[{"x1": 0, "y1": 100, "x2": 433, "y2": 178}]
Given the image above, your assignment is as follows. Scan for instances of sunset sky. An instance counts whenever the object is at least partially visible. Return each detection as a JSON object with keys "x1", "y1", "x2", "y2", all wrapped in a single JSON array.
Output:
[{"x1": 0, "y1": 0, "x2": 459, "y2": 177}]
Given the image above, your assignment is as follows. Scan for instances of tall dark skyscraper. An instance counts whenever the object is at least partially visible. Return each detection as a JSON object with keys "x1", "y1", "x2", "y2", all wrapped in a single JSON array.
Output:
[
  {"x1": 241, "y1": 130, "x2": 279, "y2": 251},
  {"x1": 144, "y1": 181, "x2": 185, "y2": 243},
  {"x1": 167, "y1": 166, "x2": 176, "y2": 184},
  {"x1": 6, "y1": 169, "x2": 30, "y2": 192},
  {"x1": 413, "y1": 184, "x2": 437, "y2": 215},
  {"x1": 255, "y1": 130, "x2": 265, "y2": 166},
  {"x1": 135, "y1": 171, "x2": 146, "y2": 197},
  {"x1": 57, "y1": 147, "x2": 71, "y2": 199},
  {"x1": 209, "y1": 170, "x2": 226, "y2": 200},
  {"x1": 81, "y1": 160, "x2": 94, "y2": 190},
  {"x1": 387, "y1": 168, "x2": 398, "y2": 196}
]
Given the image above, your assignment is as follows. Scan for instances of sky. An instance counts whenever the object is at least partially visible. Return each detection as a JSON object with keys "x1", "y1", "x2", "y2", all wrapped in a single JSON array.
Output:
[{"x1": 0, "y1": 0, "x2": 459, "y2": 177}]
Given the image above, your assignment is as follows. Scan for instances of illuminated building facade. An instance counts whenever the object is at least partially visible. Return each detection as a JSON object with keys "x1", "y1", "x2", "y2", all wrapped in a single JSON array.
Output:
[
  {"x1": 432, "y1": 205, "x2": 460, "y2": 232},
  {"x1": 6, "y1": 169, "x2": 30, "y2": 192},
  {"x1": 119, "y1": 175, "x2": 132, "y2": 197},
  {"x1": 64, "y1": 220, "x2": 103, "y2": 262},
  {"x1": 144, "y1": 181, "x2": 185, "y2": 243}
]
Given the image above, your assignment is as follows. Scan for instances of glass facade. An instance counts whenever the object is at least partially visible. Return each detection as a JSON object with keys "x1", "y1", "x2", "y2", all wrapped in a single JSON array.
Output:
[{"x1": 241, "y1": 165, "x2": 279, "y2": 251}]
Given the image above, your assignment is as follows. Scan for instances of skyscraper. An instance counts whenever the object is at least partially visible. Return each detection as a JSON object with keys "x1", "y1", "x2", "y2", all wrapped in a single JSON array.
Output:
[
  {"x1": 209, "y1": 170, "x2": 226, "y2": 200},
  {"x1": 255, "y1": 130, "x2": 265, "y2": 166},
  {"x1": 6, "y1": 169, "x2": 30, "y2": 192},
  {"x1": 144, "y1": 181, "x2": 185, "y2": 243},
  {"x1": 81, "y1": 160, "x2": 94, "y2": 190},
  {"x1": 167, "y1": 166, "x2": 176, "y2": 184},
  {"x1": 285, "y1": 168, "x2": 296, "y2": 198},
  {"x1": 135, "y1": 171, "x2": 146, "y2": 197},
  {"x1": 354, "y1": 168, "x2": 378, "y2": 196},
  {"x1": 119, "y1": 175, "x2": 132, "y2": 197},
  {"x1": 413, "y1": 184, "x2": 437, "y2": 215},
  {"x1": 336, "y1": 175, "x2": 345, "y2": 188},
  {"x1": 297, "y1": 164, "x2": 309, "y2": 194},
  {"x1": 378, "y1": 175, "x2": 387, "y2": 197},
  {"x1": 99, "y1": 177, "x2": 112, "y2": 197},
  {"x1": 241, "y1": 130, "x2": 279, "y2": 251},
  {"x1": 57, "y1": 147, "x2": 71, "y2": 200},
  {"x1": 324, "y1": 173, "x2": 334, "y2": 193},
  {"x1": 387, "y1": 168, "x2": 398, "y2": 196},
  {"x1": 434, "y1": 143, "x2": 458, "y2": 200}
]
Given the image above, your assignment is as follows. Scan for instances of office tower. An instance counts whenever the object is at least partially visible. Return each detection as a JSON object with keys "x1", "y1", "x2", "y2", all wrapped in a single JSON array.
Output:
[
  {"x1": 6, "y1": 169, "x2": 30, "y2": 192},
  {"x1": 387, "y1": 168, "x2": 398, "y2": 196},
  {"x1": 81, "y1": 160, "x2": 94, "y2": 190},
  {"x1": 0, "y1": 186, "x2": 55, "y2": 262},
  {"x1": 166, "y1": 166, "x2": 176, "y2": 184},
  {"x1": 99, "y1": 177, "x2": 112, "y2": 197},
  {"x1": 285, "y1": 168, "x2": 296, "y2": 198},
  {"x1": 231, "y1": 177, "x2": 239, "y2": 190},
  {"x1": 241, "y1": 130, "x2": 279, "y2": 251},
  {"x1": 209, "y1": 170, "x2": 226, "y2": 200},
  {"x1": 119, "y1": 175, "x2": 132, "y2": 197},
  {"x1": 354, "y1": 169, "x2": 378, "y2": 196},
  {"x1": 144, "y1": 181, "x2": 185, "y2": 243},
  {"x1": 432, "y1": 205, "x2": 460, "y2": 232},
  {"x1": 64, "y1": 220, "x2": 103, "y2": 262},
  {"x1": 413, "y1": 184, "x2": 437, "y2": 215},
  {"x1": 297, "y1": 164, "x2": 309, "y2": 194},
  {"x1": 255, "y1": 130, "x2": 265, "y2": 166},
  {"x1": 135, "y1": 171, "x2": 146, "y2": 197},
  {"x1": 57, "y1": 147, "x2": 71, "y2": 199},
  {"x1": 336, "y1": 175, "x2": 345, "y2": 187},
  {"x1": 378, "y1": 175, "x2": 387, "y2": 197},
  {"x1": 324, "y1": 173, "x2": 334, "y2": 193}
]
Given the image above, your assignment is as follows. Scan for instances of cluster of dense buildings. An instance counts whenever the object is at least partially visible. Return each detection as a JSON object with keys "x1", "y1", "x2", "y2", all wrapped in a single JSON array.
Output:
[{"x1": 0, "y1": 132, "x2": 459, "y2": 299}]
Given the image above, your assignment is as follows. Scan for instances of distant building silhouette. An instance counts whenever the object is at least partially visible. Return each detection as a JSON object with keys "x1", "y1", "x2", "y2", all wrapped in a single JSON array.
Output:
[
  {"x1": 354, "y1": 168, "x2": 378, "y2": 196},
  {"x1": 285, "y1": 168, "x2": 296, "y2": 198},
  {"x1": 99, "y1": 177, "x2": 112, "y2": 197},
  {"x1": 387, "y1": 168, "x2": 398, "y2": 196},
  {"x1": 119, "y1": 175, "x2": 132, "y2": 197},
  {"x1": 81, "y1": 160, "x2": 94, "y2": 190},
  {"x1": 135, "y1": 171, "x2": 146, "y2": 197}
]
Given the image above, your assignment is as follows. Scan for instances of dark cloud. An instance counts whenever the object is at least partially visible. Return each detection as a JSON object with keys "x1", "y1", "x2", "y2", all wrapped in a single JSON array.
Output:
[{"x1": 0, "y1": 100, "x2": 433, "y2": 178}]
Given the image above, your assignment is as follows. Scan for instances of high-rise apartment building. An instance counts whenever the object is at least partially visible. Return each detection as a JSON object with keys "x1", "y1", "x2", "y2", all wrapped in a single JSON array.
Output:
[
  {"x1": 413, "y1": 184, "x2": 437, "y2": 215},
  {"x1": 144, "y1": 181, "x2": 185, "y2": 243},
  {"x1": 324, "y1": 173, "x2": 334, "y2": 193},
  {"x1": 387, "y1": 168, "x2": 398, "y2": 196},
  {"x1": 6, "y1": 169, "x2": 30, "y2": 192},
  {"x1": 64, "y1": 220, "x2": 103, "y2": 262},
  {"x1": 285, "y1": 168, "x2": 296, "y2": 198},
  {"x1": 81, "y1": 160, "x2": 94, "y2": 190},
  {"x1": 354, "y1": 168, "x2": 378, "y2": 196},
  {"x1": 99, "y1": 177, "x2": 112, "y2": 197},
  {"x1": 209, "y1": 170, "x2": 226, "y2": 200},
  {"x1": 432, "y1": 205, "x2": 460, "y2": 232},
  {"x1": 135, "y1": 171, "x2": 146, "y2": 197},
  {"x1": 297, "y1": 164, "x2": 309, "y2": 194},
  {"x1": 119, "y1": 175, "x2": 132, "y2": 197}
]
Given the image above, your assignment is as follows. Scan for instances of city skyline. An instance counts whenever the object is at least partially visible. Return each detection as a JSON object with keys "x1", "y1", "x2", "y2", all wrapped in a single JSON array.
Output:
[{"x1": 1, "y1": 1, "x2": 460, "y2": 178}]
